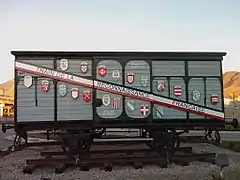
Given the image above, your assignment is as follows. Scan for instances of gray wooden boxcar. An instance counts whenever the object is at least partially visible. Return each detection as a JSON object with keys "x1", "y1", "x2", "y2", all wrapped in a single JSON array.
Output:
[{"x1": 12, "y1": 51, "x2": 226, "y2": 135}]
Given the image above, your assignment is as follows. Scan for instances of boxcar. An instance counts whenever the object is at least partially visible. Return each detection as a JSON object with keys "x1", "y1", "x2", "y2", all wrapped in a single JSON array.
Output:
[{"x1": 12, "y1": 51, "x2": 226, "y2": 137}]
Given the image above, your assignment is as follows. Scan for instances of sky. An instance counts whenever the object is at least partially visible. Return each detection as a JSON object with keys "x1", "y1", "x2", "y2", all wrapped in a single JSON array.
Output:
[{"x1": 0, "y1": 0, "x2": 239, "y2": 83}]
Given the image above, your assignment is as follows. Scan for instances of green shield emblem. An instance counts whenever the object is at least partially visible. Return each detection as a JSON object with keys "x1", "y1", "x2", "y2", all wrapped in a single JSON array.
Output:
[
  {"x1": 112, "y1": 70, "x2": 120, "y2": 82},
  {"x1": 156, "y1": 107, "x2": 164, "y2": 119},
  {"x1": 59, "y1": 84, "x2": 67, "y2": 97},
  {"x1": 126, "y1": 100, "x2": 135, "y2": 112},
  {"x1": 140, "y1": 76, "x2": 149, "y2": 87}
]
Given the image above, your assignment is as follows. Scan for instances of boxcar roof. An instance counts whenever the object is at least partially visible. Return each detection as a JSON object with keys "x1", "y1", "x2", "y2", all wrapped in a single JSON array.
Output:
[{"x1": 11, "y1": 50, "x2": 227, "y2": 59}]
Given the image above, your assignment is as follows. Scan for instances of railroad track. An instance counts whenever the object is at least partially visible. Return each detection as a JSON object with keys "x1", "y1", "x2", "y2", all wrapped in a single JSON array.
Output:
[
  {"x1": 22, "y1": 142, "x2": 216, "y2": 174},
  {"x1": 0, "y1": 133, "x2": 218, "y2": 174},
  {"x1": 0, "y1": 134, "x2": 215, "y2": 160}
]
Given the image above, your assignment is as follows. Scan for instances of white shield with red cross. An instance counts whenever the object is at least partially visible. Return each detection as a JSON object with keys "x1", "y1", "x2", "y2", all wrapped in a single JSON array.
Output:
[
  {"x1": 71, "y1": 88, "x2": 79, "y2": 99},
  {"x1": 211, "y1": 94, "x2": 219, "y2": 105},
  {"x1": 80, "y1": 61, "x2": 88, "y2": 74},
  {"x1": 126, "y1": 72, "x2": 134, "y2": 84},
  {"x1": 41, "y1": 80, "x2": 50, "y2": 92},
  {"x1": 83, "y1": 90, "x2": 91, "y2": 102},
  {"x1": 173, "y1": 85, "x2": 182, "y2": 97},
  {"x1": 98, "y1": 65, "x2": 107, "y2": 77},
  {"x1": 157, "y1": 80, "x2": 165, "y2": 92},
  {"x1": 140, "y1": 104, "x2": 149, "y2": 116},
  {"x1": 111, "y1": 97, "x2": 121, "y2": 109}
]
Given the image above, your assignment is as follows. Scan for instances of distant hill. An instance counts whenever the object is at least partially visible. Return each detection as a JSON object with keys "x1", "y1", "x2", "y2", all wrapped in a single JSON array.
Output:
[
  {"x1": 223, "y1": 71, "x2": 240, "y2": 99},
  {"x1": 0, "y1": 71, "x2": 238, "y2": 99}
]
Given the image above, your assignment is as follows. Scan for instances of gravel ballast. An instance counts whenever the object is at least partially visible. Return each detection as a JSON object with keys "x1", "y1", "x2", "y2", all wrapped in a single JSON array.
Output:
[{"x1": 0, "y1": 143, "x2": 239, "y2": 180}]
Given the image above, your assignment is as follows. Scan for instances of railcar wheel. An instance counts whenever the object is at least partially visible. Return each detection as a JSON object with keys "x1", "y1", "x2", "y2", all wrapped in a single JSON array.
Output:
[
  {"x1": 2, "y1": 124, "x2": 6, "y2": 133},
  {"x1": 214, "y1": 130, "x2": 221, "y2": 142},
  {"x1": 13, "y1": 134, "x2": 22, "y2": 151},
  {"x1": 232, "y1": 118, "x2": 239, "y2": 129},
  {"x1": 145, "y1": 129, "x2": 163, "y2": 149},
  {"x1": 146, "y1": 129, "x2": 180, "y2": 149},
  {"x1": 204, "y1": 129, "x2": 214, "y2": 141},
  {"x1": 159, "y1": 129, "x2": 180, "y2": 149},
  {"x1": 204, "y1": 129, "x2": 220, "y2": 142},
  {"x1": 168, "y1": 129, "x2": 180, "y2": 148},
  {"x1": 12, "y1": 131, "x2": 27, "y2": 151},
  {"x1": 148, "y1": 129, "x2": 180, "y2": 158},
  {"x1": 163, "y1": 130, "x2": 180, "y2": 158},
  {"x1": 60, "y1": 133, "x2": 92, "y2": 162},
  {"x1": 204, "y1": 129, "x2": 208, "y2": 136}
]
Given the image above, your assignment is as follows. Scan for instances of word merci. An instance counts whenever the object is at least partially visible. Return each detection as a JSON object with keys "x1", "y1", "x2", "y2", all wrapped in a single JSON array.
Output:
[{"x1": 172, "y1": 100, "x2": 205, "y2": 113}]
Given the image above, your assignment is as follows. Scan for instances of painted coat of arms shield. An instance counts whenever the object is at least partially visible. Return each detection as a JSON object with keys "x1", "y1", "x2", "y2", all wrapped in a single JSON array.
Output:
[
  {"x1": 140, "y1": 76, "x2": 149, "y2": 87},
  {"x1": 112, "y1": 97, "x2": 121, "y2": 109},
  {"x1": 80, "y1": 61, "x2": 88, "y2": 74},
  {"x1": 41, "y1": 80, "x2": 50, "y2": 92},
  {"x1": 126, "y1": 100, "x2": 135, "y2": 112},
  {"x1": 71, "y1": 88, "x2": 79, "y2": 99},
  {"x1": 126, "y1": 73, "x2": 134, "y2": 84},
  {"x1": 156, "y1": 107, "x2": 164, "y2": 119},
  {"x1": 24, "y1": 76, "x2": 33, "y2": 88},
  {"x1": 112, "y1": 70, "x2": 120, "y2": 82},
  {"x1": 211, "y1": 94, "x2": 219, "y2": 105},
  {"x1": 59, "y1": 59, "x2": 69, "y2": 71},
  {"x1": 192, "y1": 90, "x2": 201, "y2": 102},
  {"x1": 140, "y1": 104, "x2": 149, "y2": 116},
  {"x1": 98, "y1": 65, "x2": 107, "y2": 77},
  {"x1": 58, "y1": 84, "x2": 67, "y2": 97},
  {"x1": 102, "y1": 95, "x2": 111, "y2": 106},
  {"x1": 83, "y1": 90, "x2": 91, "y2": 102},
  {"x1": 157, "y1": 80, "x2": 165, "y2": 92}
]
